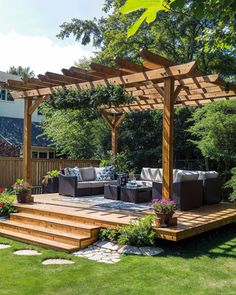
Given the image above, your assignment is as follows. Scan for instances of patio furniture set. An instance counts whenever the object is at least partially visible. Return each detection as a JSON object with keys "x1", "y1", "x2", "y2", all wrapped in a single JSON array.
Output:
[{"x1": 59, "y1": 167, "x2": 222, "y2": 211}]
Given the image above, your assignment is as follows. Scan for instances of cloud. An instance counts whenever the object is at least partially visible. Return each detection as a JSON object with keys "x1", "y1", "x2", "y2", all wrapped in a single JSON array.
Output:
[{"x1": 0, "y1": 32, "x2": 92, "y2": 75}]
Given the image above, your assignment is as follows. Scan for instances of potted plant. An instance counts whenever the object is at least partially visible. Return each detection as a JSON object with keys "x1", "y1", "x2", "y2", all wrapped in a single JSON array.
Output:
[
  {"x1": 0, "y1": 201, "x2": 16, "y2": 218},
  {"x1": 152, "y1": 199, "x2": 177, "y2": 227},
  {"x1": 13, "y1": 179, "x2": 33, "y2": 203},
  {"x1": 42, "y1": 170, "x2": 60, "y2": 193}
]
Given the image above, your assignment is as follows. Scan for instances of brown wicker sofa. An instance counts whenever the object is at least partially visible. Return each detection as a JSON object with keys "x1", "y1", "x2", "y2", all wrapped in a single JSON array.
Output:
[{"x1": 59, "y1": 166, "x2": 117, "y2": 197}]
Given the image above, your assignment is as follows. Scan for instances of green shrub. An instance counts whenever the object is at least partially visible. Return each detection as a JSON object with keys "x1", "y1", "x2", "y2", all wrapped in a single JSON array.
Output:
[
  {"x1": 0, "y1": 200, "x2": 16, "y2": 217},
  {"x1": 99, "y1": 228, "x2": 120, "y2": 242},
  {"x1": 99, "y1": 215, "x2": 156, "y2": 247},
  {"x1": 225, "y1": 168, "x2": 236, "y2": 202},
  {"x1": 0, "y1": 189, "x2": 16, "y2": 217},
  {"x1": 100, "y1": 151, "x2": 131, "y2": 174}
]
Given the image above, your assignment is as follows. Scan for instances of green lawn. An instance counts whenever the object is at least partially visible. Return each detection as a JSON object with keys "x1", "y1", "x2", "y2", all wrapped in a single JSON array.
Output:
[{"x1": 0, "y1": 224, "x2": 236, "y2": 295}]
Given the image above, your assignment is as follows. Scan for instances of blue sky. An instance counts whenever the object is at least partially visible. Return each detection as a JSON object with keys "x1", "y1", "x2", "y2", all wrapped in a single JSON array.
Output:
[{"x1": 0, "y1": 0, "x2": 105, "y2": 74}]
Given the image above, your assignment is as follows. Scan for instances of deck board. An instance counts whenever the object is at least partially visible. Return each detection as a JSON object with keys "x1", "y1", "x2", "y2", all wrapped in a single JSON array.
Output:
[{"x1": 19, "y1": 194, "x2": 236, "y2": 241}]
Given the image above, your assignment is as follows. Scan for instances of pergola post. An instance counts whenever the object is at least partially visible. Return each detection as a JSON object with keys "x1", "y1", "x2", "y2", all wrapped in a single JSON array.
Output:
[
  {"x1": 102, "y1": 112, "x2": 125, "y2": 155},
  {"x1": 111, "y1": 125, "x2": 118, "y2": 155},
  {"x1": 23, "y1": 98, "x2": 33, "y2": 184},
  {"x1": 162, "y1": 77, "x2": 175, "y2": 200}
]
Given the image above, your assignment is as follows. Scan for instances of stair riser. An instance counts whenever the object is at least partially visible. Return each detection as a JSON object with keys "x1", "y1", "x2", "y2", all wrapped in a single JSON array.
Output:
[
  {"x1": 0, "y1": 232, "x2": 78, "y2": 252},
  {"x1": 11, "y1": 215, "x2": 98, "y2": 237},
  {"x1": 81, "y1": 236, "x2": 98, "y2": 249},
  {"x1": 0, "y1": 223, "x2": 83, "y2": 247},
  {"x1": 16, "y1": 207, "x2": 121, "y2": 228}
]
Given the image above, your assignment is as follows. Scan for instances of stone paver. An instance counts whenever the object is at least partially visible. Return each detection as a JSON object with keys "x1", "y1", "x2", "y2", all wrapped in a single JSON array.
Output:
[
  {"x1": 0, "y1": 244, "x2": 11, "y2": 249},
  {"x1": 73, "y1": 241, "x2": 164, "y2": 264},
  {"x1": 42, "y1": 259, "x2": 74, "y2": 265},
  {"x1": 13, "y1": 250, "x2": 42, "y2": 256}
]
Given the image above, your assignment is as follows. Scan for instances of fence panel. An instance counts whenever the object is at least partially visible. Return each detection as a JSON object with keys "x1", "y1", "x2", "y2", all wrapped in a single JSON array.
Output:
[{"x1": 0, "y1": 157, "x2": 100, "y2": 188}]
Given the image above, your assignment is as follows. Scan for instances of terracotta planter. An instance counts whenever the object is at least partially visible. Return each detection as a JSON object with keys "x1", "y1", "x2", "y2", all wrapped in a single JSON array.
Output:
[{"x1": 155, "y1": 212, "x2": 174, "y2": 227}]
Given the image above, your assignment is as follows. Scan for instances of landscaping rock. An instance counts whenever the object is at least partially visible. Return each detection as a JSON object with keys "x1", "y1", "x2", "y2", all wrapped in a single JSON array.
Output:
[
  {"x1": 73, "y1": 241, "x2": 164, "y2": 263},
  {"x1": 118, "y1": 245, "x2": 142, "y2": 255},
  {"x1": 139, "y1": 247, "x2": 164, "y2": 256},
  {"x1": 0, "y1": 244, "x2": 11, "y2": 249},
  {"x1": 42, "y1": 259, "x2": 74, "y2": 265},
  {"x1": 95, "y1": 241, "x2": 120, "y2": 251},
  {"x1": 13, "y1": 250, "x2": 42, "y2": 256}
]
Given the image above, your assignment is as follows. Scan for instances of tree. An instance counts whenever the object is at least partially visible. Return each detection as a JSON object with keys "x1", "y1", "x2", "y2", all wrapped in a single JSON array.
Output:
[
  {"x1": 188, "y1": 100, "x2": 236, "y2": 180},
  {"x1": 41, "y1": 104, "x2": 107, "y2": 159},
  {"x1": 120, "y1": 0, "x2": 236, "y2": 52},
  {"x1": 8, "y1": 66, "x2": 35, "y2": 79},
  {"x1": 57, "y1": 0, "x2": 236, "y2": 77}
]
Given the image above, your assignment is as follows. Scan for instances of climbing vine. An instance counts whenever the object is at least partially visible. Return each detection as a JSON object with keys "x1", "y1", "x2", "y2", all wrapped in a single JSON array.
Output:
[{"x1": 47, "y1": 84, "x2": 134, "y2": 110}]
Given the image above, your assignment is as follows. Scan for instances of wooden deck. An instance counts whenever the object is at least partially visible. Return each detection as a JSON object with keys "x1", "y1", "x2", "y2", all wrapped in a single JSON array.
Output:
[
  {"x1": 24, "y1": 194, "x2": 236, "y2": 241},
  {"x1": 0, "y1": 194, "x2": 235, "y2": 251}
]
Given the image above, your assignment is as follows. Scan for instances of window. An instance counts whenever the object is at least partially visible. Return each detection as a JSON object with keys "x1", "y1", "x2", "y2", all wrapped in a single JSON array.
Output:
[
  {"x1": 32, "y1": 151, "x2": 38, "y2": 158},
  {"x1": 39, "y1": 152, "x2": 47, "y2": 159},
  {"x1": 0, "y1": 89, "x2": 14, "y2": 101},
  {"x1": 0, "y1": 89, "x2": 6, "y2": 100},
  {"x1": 7, "y1": 91, "x2": 14, "y2": 101},
  {"x1": 49, "y1": 152, "x2": 55, "y2": 159}
]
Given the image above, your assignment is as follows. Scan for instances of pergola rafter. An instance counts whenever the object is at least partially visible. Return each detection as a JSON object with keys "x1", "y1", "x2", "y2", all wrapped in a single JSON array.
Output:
[{"x1": 2, "y1": 50, "x2": 236, "y2": 200}]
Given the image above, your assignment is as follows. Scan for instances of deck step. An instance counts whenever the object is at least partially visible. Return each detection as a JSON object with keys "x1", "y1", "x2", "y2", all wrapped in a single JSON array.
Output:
[
  {"x1": 10, "y1": 213, "x2": 100, "y2": 236},
  {"x1": 0, "y1": 228, "x2": 80, "y2": 252},
  {"x1": 16, "y1": 205, "x2": 130, "y2": 227},
  {"x1": 0, "y1": 220, "x2": 93, "y2": 246}
]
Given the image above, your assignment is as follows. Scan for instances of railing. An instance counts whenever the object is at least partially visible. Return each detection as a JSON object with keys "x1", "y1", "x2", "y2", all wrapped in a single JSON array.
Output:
[{"x1": 0, "y1": 157, "x2": 100, "y2": 188}]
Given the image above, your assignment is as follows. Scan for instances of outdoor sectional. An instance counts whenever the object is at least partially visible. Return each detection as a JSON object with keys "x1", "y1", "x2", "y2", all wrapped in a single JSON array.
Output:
[
  {"x1": 137, "y1": 168, "x2": 222, "y2": 211},
  {"x1": 59, "y1": 166, "x2": 117, "y2": 197}
]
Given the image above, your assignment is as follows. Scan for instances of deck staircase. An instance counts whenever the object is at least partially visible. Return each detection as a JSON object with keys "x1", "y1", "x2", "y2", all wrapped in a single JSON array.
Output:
[{"x1": 0, "y1": 205, "x2": 101, "y2": 252}]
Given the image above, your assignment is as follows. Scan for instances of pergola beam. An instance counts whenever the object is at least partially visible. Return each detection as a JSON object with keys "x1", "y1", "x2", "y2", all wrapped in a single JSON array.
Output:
[{"x1": 11, "y1": 61, "x2": 197, "y2": 99}]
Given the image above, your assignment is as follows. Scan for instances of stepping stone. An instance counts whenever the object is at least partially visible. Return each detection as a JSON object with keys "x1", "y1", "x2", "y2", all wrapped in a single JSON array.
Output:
[
  {"x1": 139, "y1": 247, "x2": 164, "y2": 256},
  {"x1": 14, "y1": 250, "x2": 42, "y2": 256},
  {"x1": 0, "y1": 244, "x2": 11, "y2": 249},
  {"x1": 42, "y1": 259, "x2": 74, "y2": 265}
]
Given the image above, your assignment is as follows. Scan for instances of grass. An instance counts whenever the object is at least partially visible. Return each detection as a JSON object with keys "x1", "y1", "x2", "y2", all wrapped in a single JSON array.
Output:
[{"x1": 0, "y1": 224, "x2": 236, "y2": 295}]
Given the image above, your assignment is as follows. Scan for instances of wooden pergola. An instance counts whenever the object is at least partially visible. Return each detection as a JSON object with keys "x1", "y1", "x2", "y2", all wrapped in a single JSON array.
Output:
[{"x1": 1, "y1": 49, "x2": 236, "y2": 200}]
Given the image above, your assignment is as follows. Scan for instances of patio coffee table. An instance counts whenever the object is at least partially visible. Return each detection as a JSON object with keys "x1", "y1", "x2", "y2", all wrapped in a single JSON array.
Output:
[
  {"x1": 120, "y1": 185, "x2": 152, "y2": 204},
  {"x1": 104, "y1": 184, "x2": 121, "y2": 200}
]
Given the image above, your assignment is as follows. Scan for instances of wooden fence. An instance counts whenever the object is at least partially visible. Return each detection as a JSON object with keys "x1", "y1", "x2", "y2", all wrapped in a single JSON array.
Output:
[{"x1": 0, "y1": 157, "x2": 100, "y2": 188}]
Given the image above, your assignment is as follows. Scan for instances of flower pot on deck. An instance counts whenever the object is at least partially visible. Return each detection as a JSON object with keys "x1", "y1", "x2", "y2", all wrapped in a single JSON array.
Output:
[
  {"x1": 155, "y1": 212, "x2": 175, "y2": 227},
  {"x1": 16, "y1": 191, "x2": 34, "y2": 203}
]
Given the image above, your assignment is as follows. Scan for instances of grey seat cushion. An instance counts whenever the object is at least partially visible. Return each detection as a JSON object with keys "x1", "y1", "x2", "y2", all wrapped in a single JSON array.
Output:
[
  {"x1": 198, "y1": 171, "x2": 219, "y2": 180},
  {"x1": 80, "y1": 167, "x2": 95, "y2": 181},
  {"x1": 140, "y1": 168, "x2": 162, "y2": 182},
  {"x1": 175, "y1": 170, "x2": 199, "y2": 182},
  {"x1": 77, "y1": 180, "x2": 117, "y2": 189}
]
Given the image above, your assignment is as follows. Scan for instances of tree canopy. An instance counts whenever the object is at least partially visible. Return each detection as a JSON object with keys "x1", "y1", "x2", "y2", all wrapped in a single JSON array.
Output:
[
  {"x1": 120, "y1": 0, "x2": 236, "y2": 53},
  {"x1": 8, "y1": 66, "x2": 35, "y2": 79},
  {"x1": 57, "y1": 0, "x2": 236, "y2": 79},
  {"x1": 189, "y1": 100, "x2": 236, "y2": 179}
]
